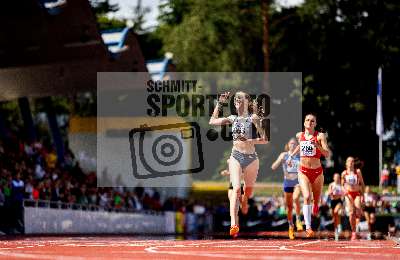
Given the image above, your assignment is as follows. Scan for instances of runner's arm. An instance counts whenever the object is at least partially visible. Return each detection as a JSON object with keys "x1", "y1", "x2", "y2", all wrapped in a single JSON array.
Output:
[
  {"x1": 327, "y1": 183, "x2": 333, "y2": 196},
  {"x1": 358, "y1": 169, "x2": 366, "y2": 194},
  {"x1": 209, "y1": 92, "x2": 232, "y2": 125},
  {"x1": 317, "y1": 132, "x2": 331, "y2": 157},
  {"x1": 289, "y1": 132, "x2": 302, "y2": 157},
  {"x1": 341, "y1": 171, "x2": 346, "y2": 191},
  {"x1": 271, "y1": 152, "x2": 285, "y2": 170}
]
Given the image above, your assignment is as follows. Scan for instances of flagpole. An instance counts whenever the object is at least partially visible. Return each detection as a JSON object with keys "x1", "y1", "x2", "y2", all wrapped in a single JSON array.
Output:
[
  {"x1": 379, "y1": 134, "x2": 383, "y2": 190},
  {"x1": 377, "y1": 67, "x2": 383, "y2": 190}
]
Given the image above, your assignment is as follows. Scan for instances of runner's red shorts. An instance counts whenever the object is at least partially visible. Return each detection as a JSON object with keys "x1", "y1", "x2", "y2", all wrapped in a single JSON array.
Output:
[{"x1": 299, "y1": 166, "x2": 323, "y2": 183}]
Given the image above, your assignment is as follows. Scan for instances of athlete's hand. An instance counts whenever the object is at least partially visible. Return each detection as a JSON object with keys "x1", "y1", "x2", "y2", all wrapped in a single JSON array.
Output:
[
  {"x1": 312, "y1": 139, "x2": 323, "y2": 150},
  {"x1": 218, "y1": 92, "x2": 230, "y2": 103},
  {"x1": 286, "y1": 159, "x2": 292, "y2": 167},
  {"x1": 220, "y1": 169, "x2": 230, "y2": 176}
]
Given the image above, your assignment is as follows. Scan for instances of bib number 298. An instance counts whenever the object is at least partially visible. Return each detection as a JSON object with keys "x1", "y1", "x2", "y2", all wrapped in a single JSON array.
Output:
[{"x1": 300, "y1": 141, "x2": 316, "y2": 156}]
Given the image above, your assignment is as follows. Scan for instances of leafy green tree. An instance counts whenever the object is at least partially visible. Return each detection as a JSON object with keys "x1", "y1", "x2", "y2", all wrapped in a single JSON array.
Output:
[
  {"x1": 158, "y1": 0, "x2": 263, "y2": 71},
  {"x1": 96, "y1": 16, "x2": 126, "y2": 31},
  {"x1": 130, "y1": 0, "x2": 151, "y2": 33},
  {"x1": 89, "y1": 0, "x2": 125, "y2": 31}
]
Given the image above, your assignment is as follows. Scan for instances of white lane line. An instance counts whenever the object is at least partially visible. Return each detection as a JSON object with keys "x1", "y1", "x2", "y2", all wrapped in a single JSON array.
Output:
[
  {"x1": 186, "y1": 244, "x2": 280, "y2": 248},
  {"x1": 145, "y1": 246, "x2": 235, "y2": 258},
  {"x1": 0, "y1": 245, "x2": 38, "y2": 250},
  {"x1": 339, "y1": 246, "x2": 383, "y2": 249},
  {"x1": 279, "y1": 246, "x2": 398, "y2": 258},
  {"x1": 145, "y1": 246, "x2": 322, "y2": 260},
  {"x1": 145, "y1": 246, "x2": 275, "y2": 259},
  {"x1": 187, "y1": 241, "x2": 243, "y2": 246},
  {"x1": 291, "y1": 240, "x2": 322, "y2": 247},
  {"x1": 0, "y1": 251, "x2": 85, "y2": 260}
]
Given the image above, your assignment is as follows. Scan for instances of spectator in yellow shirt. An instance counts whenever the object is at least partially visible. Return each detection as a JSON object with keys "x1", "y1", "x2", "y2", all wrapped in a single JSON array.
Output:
[{"x1": 46, "y1": 148, "x2": 57, "y2": 169}]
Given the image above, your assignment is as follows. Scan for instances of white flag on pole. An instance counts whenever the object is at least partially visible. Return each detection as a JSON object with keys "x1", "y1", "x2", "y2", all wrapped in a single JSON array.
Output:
[{"x1": 376, "y1": 67, "x2": 383, "y2": 136}]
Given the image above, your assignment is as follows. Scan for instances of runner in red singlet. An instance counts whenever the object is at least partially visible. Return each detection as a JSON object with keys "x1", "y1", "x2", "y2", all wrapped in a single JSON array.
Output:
[
  {"x1": 288, "y1": 113, "x2": 331, "y2": 238},
  {"x1": 341, "y1": 156, "x2": 365, "y2": 241}
]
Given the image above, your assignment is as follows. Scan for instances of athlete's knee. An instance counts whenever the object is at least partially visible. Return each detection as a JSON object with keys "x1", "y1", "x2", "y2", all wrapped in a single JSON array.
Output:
[
  {"x1": 355, "y1": 207, "x2": 362, "y2": 218},
  {"x1": 303, "y1": 193, "x2": 312, "y2": 204},
  {"x1": 370, "y1": 215, "x2": 376, "y2": 223}
]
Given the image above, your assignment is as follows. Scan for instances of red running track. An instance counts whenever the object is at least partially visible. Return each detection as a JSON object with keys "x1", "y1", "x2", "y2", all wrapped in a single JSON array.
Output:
[{"x1": 0, "y1": 234, "x2": 399, "y2": 259}]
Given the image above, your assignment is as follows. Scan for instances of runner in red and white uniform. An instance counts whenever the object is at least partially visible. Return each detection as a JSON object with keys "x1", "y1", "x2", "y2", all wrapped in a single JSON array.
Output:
[
  {"x1": 288, "y1": 113, "x2": 331, "y2": 238},
  {"x1": 341, "y1": 156, "x2": 365, "y2": 241}
]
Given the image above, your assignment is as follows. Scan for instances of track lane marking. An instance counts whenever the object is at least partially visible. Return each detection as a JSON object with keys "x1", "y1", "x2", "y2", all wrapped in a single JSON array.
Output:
[{"x1": 291, "y1": 240, "x2": 322, "y2": 247}]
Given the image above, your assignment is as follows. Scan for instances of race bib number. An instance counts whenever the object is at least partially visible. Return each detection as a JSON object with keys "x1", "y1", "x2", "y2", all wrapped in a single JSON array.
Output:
[
  {"x1": 346, "y1": 175, "x2": 357, "y2": 185},
  {"x1": 300, "y1": 141, "x2": 316, "y2": 157}
]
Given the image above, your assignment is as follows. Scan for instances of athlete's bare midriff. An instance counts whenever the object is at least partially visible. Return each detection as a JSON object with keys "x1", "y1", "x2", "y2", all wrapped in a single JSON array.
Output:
[
  {"x1": 300, "y1": 157, "x2": 322, "y2": 169},
  {"x1": 345, "y1": 183, "x2": 362, "y2": 193},
  {"x1": 232, "y1": 141, "x2": 256, "y2": 154}
]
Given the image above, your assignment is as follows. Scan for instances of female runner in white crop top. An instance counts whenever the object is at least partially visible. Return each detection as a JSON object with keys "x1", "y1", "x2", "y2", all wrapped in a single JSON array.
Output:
[{"x1": 209, "y1": 91, "x2": 268, "y2": 237}]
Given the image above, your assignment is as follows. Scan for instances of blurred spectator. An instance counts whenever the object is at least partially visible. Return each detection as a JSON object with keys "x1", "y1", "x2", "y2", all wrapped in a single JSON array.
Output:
[
  {"x1": 35, "y1": 164, "x2": 45, "y2": 179},
  {"x1": 127, "y1": 191, "x2": 143, "y2": 211},
  {"x1": 77, "y1": 184, "x2": 88, "y2": 205},
  {"x1": 390, "y1": 164, "x2": 397, "y2": 186},
  {"x1": 0, "y1": 187, "x2": 5, "y2": 207},
  {"x1": 32, "y1": 185, "x2": 39, "y2": 200},
  {"x1": 11, "y1": 173, "x2": 24, "y2": 203},
  {"x1": 45, "y1": 147, "x2": 57, "y2": 169},
  {"x1": 151, "y1": 191, "x2": 162, "y2": 211},
  {"x1": 11, "y1": 172, "x2": 24, "y2": 233},
  {"x1": 87, "y1": 188, "x2": 98, "y2": 205},
  {"x1": 24, "y1": 176, "x2": 34, "y2": 200},
  {"x1": 113, "y1": 191, "x2": 123, "y2": 209},
  {"x1": 396, "y1": 165, "x2": 400, "y2": 176},
  {"x1": 381, "y1": 164, "x2": 390, "y2": 187}
]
